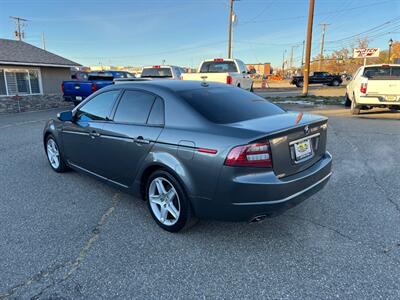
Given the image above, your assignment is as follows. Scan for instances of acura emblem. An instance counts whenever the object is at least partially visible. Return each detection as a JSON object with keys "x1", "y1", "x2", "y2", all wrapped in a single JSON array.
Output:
[{"x1": 304, "y1": 125, "x2": 310, "y2": 135}]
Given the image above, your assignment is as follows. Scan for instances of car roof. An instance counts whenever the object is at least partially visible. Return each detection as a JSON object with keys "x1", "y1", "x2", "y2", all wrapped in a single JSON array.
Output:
[
  {"x1": 363, "y1": 64, "x2": 400, "y2": 68},
  {"x1": 142, "y1": 65, "x2": 181, "y2": 69},
  {"x1": 108, "y1": 80, "x2": 232, "y2": 92}
]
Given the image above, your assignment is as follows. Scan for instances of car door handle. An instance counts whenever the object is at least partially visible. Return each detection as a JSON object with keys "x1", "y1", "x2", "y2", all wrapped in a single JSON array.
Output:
[
  {"x1": 135, "y1": 136, "x2": 150, "y2": 144},
  {"x1": 89, "y1": 131, "x2": 101, "y2": 138}
]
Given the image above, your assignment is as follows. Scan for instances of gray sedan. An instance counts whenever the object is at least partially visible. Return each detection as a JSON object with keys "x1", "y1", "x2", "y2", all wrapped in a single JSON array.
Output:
[{"x1": 43, "y1": 81, "x2": 332, "y2": 232}]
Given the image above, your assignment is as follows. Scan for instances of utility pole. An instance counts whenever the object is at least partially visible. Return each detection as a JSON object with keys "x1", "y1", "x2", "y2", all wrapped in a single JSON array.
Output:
[
  {"x1": 301, "y1": 40, "x2": 305, "y2": 67},
  {"x1": 227, "y1": 0, "x2": 235, "y2": 58},
  {"x1": 282, "y1": 49, "x2": 287, "y2": 78},
  {"x1": 289, "y1": 45, "x2": 299, "y2": 70},
  {"x1": 318, "y1": 23, "x2": 329, "y2": 71},
  {"x1": 302, "y1": 0, "x2": 315, "y2": 96},
  {"x1": 10, "y1": 16, "x2": 28, "y2": 41},
  {"x1": 41, "y1": 32, "x2": 46, "y2": 50}
]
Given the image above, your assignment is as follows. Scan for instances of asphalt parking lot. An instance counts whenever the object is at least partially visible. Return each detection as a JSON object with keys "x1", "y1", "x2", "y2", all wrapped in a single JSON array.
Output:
[{"x1": 1, "y1": 107, "x2": 399, "y2": 299}]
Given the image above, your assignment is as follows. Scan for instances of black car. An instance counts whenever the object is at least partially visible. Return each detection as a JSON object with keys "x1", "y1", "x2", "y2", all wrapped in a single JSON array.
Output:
[
  {"x1": 43, "y1": 81, "x2": 332, "y2": 232},
  {"x1": 291, "y1": 72, "x2": 342, "y2": 88}
]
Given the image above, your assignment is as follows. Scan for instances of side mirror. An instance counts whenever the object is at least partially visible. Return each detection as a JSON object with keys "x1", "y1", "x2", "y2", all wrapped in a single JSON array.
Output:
[{"x1": 57, "y1": 110, "x2": 73, "y2": 122}]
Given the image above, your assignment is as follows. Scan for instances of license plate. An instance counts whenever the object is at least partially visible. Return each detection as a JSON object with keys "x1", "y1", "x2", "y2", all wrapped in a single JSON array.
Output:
[
  {"x1": 386, "y1": 96, "x2": 397, "y2": 101},
  {"x1": 75, "y1": 96, "x2": 82, "y2": 101},
  {"x1": 294, "y1": 139, "x2": 312, "y2": 160}
]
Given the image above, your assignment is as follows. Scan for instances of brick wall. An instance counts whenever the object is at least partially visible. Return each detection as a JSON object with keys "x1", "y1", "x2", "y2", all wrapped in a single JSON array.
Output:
[{"x1": 0, "y1": 94, "x2": 73, "y2": 114}]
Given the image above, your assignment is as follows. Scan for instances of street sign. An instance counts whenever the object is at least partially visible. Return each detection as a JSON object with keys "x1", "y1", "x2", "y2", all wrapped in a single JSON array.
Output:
[{"x1": 353, "y1": 48, "x2": 380, "y2": 58}]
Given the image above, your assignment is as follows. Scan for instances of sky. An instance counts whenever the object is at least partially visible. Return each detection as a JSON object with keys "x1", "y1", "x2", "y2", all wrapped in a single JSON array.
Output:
[{"x1": 0, "y1": 0, "x2": 399, "y2": 68}]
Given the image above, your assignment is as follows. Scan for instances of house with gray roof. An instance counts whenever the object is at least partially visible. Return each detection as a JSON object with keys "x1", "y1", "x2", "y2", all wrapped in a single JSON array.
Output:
[{"x1": 0, "y1": 38, "x2": 80, "y2": 97}]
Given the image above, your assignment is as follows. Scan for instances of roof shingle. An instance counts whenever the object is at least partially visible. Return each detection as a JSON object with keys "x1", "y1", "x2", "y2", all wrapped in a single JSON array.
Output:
[{"x1": 0, "y1": 38, "x2": 81, "y2": 67}]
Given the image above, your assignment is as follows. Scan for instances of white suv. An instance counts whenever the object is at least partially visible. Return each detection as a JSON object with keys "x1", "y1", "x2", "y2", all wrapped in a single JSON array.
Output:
[{"x1": 346, "y1": 64, "x2": 400, "y2": 114}]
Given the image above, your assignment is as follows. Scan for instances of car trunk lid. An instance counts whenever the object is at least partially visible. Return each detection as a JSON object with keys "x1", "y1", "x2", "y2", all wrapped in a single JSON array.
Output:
[{"x1": 226, "y1": 112, "x2": 328, "y2": 177}]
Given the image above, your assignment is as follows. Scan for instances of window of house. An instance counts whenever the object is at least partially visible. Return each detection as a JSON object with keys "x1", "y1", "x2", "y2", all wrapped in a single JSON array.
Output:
[{"x1": 0, "y1": 68, "x2": 41, "y2": 96}]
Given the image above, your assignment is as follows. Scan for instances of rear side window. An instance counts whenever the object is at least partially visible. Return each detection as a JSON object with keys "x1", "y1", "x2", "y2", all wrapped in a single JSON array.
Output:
[
  {"x1": 141, "y1": 68, "x2": 172, "y2": 78},
  {"x1": 147, "y1": 97, "x2": 165, "y2": 126},
  {"x1": 77, "y1": 90, "x2": 120, "y2": 121},
  {"x1": 179, "y1": 87, "x2": 284, "y2": 124},
  {"x1": 200, "y1": 61, "x2": 238, "y2": 73},
  {"x1": 113, "y1": 90, "x2": 156, "y2": 124},
  {"x1": 363, "y1": 66, "x2": 400, "y2": 79}
]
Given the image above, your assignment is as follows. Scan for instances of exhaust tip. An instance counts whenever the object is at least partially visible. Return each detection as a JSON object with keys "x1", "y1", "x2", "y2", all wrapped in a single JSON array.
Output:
[{"x1": 250, "y1": 215, "x2": 267, "y2": 223}]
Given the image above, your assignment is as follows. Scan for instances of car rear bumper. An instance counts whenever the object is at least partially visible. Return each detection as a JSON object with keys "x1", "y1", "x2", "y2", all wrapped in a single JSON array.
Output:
[
  {"x1": 63, "y1": 95, "x2": 86, "y2": 102},
  {"x1": 191, "y1": 151, "x2": 332, "y2": 221},
  {"x1": 358, "y1": 95, "x2": 400, "y2": 106}
]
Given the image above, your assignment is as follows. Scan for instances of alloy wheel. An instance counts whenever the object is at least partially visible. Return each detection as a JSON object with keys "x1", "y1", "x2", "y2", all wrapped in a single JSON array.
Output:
[
  {"x1": 148, "y1": 177, "x2": 181, "y2": 226},
  {"x1": 46, "y1": 138, "x2": 60, "y2": 169}
]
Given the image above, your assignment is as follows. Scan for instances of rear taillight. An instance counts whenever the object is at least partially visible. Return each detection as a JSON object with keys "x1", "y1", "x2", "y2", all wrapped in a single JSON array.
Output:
[
  {"x1": 91, "y1": 83, "x2": 97, "y2": 92},
  {"x1": 225, "y1": 142, "x2": 272, "y2": 167},
  {"x1": 61, "y1": 82, "x2": 64, "y2": 93},
  {"x1": 360, "y1": 82, "x2": 367, "y2": 94},
  {"x1": 226, "y1": 75, "x2": 233, "y2": 85}
]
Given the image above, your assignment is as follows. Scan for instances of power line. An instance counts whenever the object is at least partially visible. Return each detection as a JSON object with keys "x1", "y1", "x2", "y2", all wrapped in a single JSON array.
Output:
[
  {"x1": 326, "y1": 17, "x2": 400, "y2": 44},
  {"x1": 239, "y1": 0, "x2": 394, "y2": 26}
]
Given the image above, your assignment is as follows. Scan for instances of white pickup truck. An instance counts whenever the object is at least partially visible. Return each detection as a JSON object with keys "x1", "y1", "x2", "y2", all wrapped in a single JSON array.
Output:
[
  {"x1": 181, "y1": 58, "x2": 254, "y2": 91},
  {"x1": 346, "y1": 64, "x2": 400, "y2": 115}
]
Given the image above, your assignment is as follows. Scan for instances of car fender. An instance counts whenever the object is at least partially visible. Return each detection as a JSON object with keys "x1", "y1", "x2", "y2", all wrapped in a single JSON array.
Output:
[
  {"x1": 134, "y1": 150, "x2": 196, "y2": 200},
  {"x1": 43, "y1": 119, "x2": 62, "y2": 146}
]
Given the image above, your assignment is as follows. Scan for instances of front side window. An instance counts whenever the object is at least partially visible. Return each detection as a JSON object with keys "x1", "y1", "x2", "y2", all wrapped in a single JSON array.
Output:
[
  {"x1": 77, "y1": 90, "x2": 120, "y2": 121},
  {"x1": 113, "y1": 90, "x2": 156, "y2": 124}
]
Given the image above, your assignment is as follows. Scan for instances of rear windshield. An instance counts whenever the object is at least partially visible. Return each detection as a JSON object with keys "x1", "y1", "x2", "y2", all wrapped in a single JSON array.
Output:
[
  {"x1": 179, "y1": 87, "x2": 285, "y2": 124},
  {"x1": 141, "y1": 68, "x2": 172, "y2": 78},
  {"x1": 87, "y1": 75, "x2": 114, "y2": 81},
  {"x1": 363, "y1": 66, "x2": 400, "y2": 79},
  {"x1": 199, "y1": 61, "x2": 238, "y2": 73}
]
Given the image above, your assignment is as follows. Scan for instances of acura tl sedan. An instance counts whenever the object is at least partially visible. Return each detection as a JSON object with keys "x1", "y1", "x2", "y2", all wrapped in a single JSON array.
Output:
[{"x1": 43, "y1": 81, "x2": 332, "y2": 232}]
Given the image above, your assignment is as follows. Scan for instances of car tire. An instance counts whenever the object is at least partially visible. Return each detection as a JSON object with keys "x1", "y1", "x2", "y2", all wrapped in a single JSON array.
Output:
[
  {"x1": 332, "y1": 79, "x2": 340, "y2": 86},
  {"x1": 350, "y1": 95, "x2": 360, "y2": 115},
  {"x1": 146, "y1": 170, "x2": 196, "y2": 232},
  {"x1": 344, "y1": 93, "x2": 351, "y2": 107},
  {"x1": 296, "y1": 81, "x2": 303, "y2": 88},
  {"x1": 45, "y1": 135, "x2": 68, "y2": 173}
]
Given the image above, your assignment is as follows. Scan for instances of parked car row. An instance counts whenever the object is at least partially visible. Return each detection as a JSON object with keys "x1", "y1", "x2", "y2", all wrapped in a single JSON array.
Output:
[{"x1": 63, "y1": 58, "x2": 255, "y2": 105}]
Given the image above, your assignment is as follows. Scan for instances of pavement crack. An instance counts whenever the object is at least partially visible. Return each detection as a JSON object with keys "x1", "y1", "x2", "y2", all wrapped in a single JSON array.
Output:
[
  {"x1": 0, "y1": 193, "x2": 121, "y2": 300},
  {"x1": 329, "y1": 124, "x2": 400, "y2": 215},
  {"x1": 287, "y1": 214, "x2": 400, "y2": 264},
  {"x1": 287, "y1": 214, "x2": 359, "y2": 243},
  {"x1": 0, "y1": 119, "x2": 47, "y2": 129}
]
